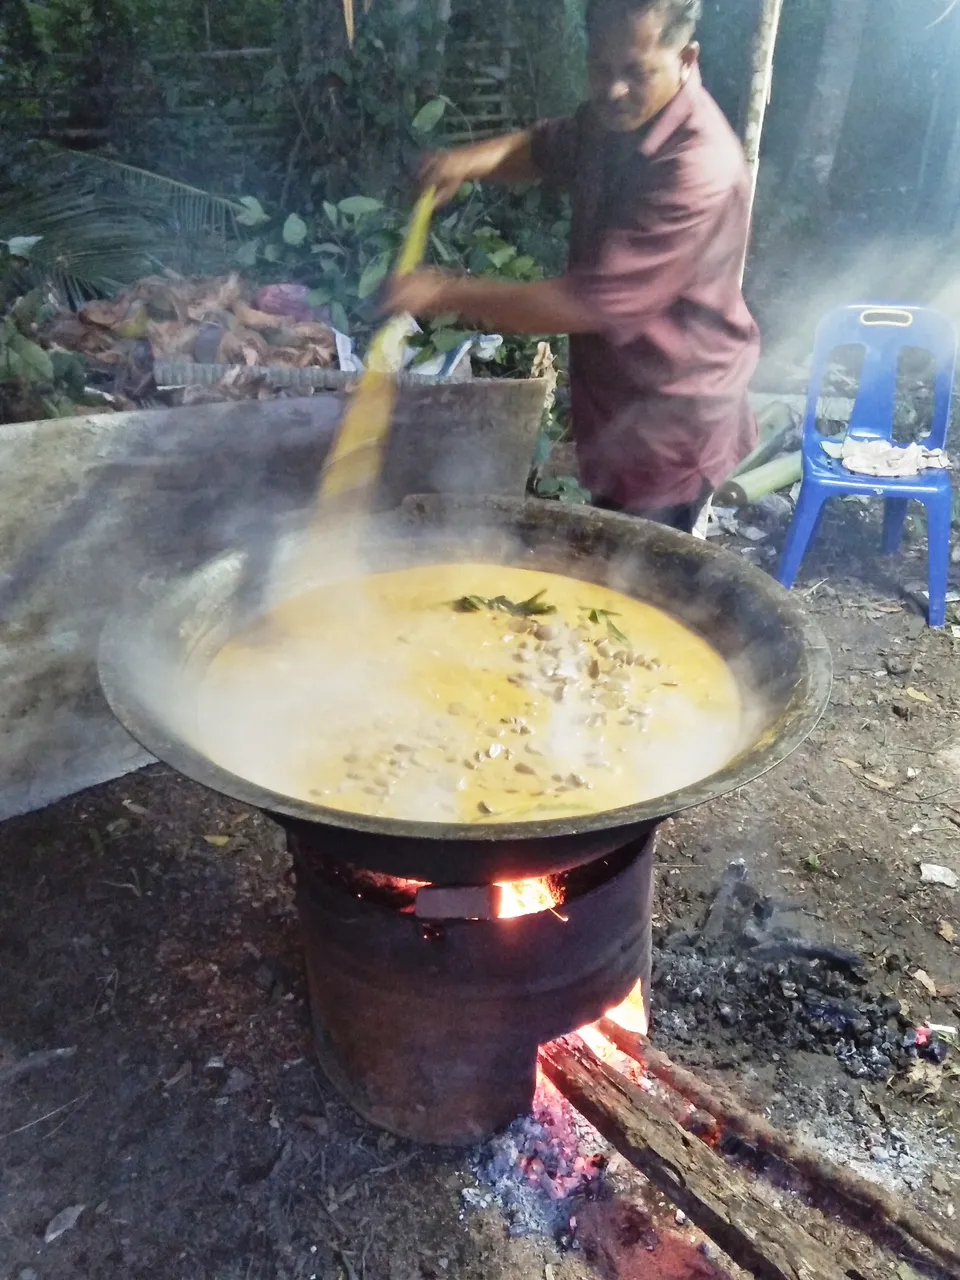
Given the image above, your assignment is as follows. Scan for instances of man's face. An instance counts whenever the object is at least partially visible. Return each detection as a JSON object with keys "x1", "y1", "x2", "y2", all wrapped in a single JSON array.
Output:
[{"x1": 587, "y1": 9, "x2": 697, "y2": 133}]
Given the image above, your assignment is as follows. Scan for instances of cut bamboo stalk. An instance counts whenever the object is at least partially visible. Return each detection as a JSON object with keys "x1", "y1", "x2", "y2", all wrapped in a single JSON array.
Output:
[
  {"x1": 731, "y1": 402, "x2": 798, "y2": 478},
  {"x1": 715, "y1": 451, "x2": 801, "y2": 508}
]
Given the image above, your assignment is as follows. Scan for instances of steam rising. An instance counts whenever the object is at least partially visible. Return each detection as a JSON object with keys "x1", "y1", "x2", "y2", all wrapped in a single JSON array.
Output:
[{"x1": 115, "y1": 515, "x2": 762, "y2": 826}]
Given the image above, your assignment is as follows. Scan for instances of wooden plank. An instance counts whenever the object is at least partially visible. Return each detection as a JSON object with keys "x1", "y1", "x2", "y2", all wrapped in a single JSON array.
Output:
[
  {"x1": 600, "y1": 1018, "x2": 960, "y2": 1276},
  {"x1": 540, "y1": 1035, "x2": 850, "y2": 1280}
]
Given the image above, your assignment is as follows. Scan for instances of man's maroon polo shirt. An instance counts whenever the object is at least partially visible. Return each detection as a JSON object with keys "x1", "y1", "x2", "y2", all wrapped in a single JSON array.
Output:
[{"x1": 531, "y1": 67, "x2": 761, "y2": 508}]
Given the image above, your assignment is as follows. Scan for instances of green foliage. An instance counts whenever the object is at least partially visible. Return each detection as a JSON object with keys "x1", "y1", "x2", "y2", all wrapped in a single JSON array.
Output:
[
  {"x1": 0, "y1": 249, "x2": 91, "y2": 423},
  {"x1": 412, "y1": 97, "x2": 448, "y2": 134},
  {"x1": 0, "y1": 147, "x2": 250, "y2": 303},
  {"x1": 453, "y1": 589, "x2": 557, "y2": 617},
  {"x1": 534, "y1": 472, "x2": 591, "y2": 505},
  {"x1": 234, "y1": 174, "x2": 567, "y2": 375}
]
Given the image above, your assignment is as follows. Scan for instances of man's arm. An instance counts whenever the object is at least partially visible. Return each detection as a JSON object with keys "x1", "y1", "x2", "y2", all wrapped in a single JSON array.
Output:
[
  {"x1": 420, "y1": 132, "x2": 539, "y2": 205},
  {"x1": 388, "y1": 157, "x2": 729, "y2": 338},
  {"x1": 388, "y1": 271, "x2": 596, "y2": 336},
  {"x1": 391, "y1": 154, "x2": 736, "y2": 340}
]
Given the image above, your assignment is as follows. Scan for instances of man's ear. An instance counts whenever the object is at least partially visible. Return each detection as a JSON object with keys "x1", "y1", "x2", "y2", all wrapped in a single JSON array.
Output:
[{"x1": 681, "y1": 41, "x2": 700, "y2": 72}]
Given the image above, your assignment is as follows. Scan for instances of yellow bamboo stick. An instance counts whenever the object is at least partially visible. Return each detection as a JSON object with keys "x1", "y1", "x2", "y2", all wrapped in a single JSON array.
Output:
[{"x1": 316, "y1": 187, "x2": 436, "y2": 511}]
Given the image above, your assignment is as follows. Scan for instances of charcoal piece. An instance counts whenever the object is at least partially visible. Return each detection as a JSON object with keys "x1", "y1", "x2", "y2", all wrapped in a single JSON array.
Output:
[
  {"x1": 750, "y1": 938, "x2": 865, "y2": 969},
  {"x1": 698, "y1": 861, "x2": 756, "y2": 950},
  {"x1": 923, "y1": 1037, "x2": 950, "y2": 1065}
]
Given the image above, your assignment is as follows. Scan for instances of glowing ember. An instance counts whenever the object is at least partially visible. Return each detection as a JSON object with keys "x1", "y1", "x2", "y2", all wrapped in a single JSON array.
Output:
[{"x1": 496, "y1": 877, "x2": 562, "y2": 919}]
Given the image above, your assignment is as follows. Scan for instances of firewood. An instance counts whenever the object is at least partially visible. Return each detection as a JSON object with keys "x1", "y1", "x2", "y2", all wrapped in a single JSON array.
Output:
[
  {"x1": 540, "y1": 1034, "x2": 851, "y2": 1280},
  {"x1": 598, "y1": 1018, "x2": 960, "y2": 1277}
]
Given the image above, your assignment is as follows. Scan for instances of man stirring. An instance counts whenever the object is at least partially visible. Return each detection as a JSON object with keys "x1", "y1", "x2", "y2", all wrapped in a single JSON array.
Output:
[{"x1": 387, "y1": 0, "x2": 760, "y2": 533}]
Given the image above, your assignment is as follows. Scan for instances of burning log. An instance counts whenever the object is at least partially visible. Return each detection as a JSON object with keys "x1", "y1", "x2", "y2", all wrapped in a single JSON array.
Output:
[
  {"x1": 540, "y1": 1033, "x2": 852, "y2": 1280},
  {"x1": 598, "y1": 1018, "x2": 960, "y2": 1277}
]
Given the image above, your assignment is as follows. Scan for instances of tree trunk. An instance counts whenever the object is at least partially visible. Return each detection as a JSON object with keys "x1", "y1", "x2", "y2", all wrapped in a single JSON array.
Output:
[
  {"x1": 739, "y1": 0, "x2": 783, "y2": 280},
  {"x1": 788, "y1": 0, "x2": 868, "y2": 200},
  {"x1": 925, "y1": 8, "x2": 960, "y2": 233}
]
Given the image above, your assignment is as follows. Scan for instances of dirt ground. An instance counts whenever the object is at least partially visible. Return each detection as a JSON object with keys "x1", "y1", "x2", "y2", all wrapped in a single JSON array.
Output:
[{"x1": 2, "y1": 500, "x2": 960, "y2": 1280}]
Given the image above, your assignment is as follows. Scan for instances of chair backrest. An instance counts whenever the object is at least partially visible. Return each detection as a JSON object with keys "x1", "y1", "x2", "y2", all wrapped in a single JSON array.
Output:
[{"x1": 802, "y1": 305, "x2": 958, "y2": 451}]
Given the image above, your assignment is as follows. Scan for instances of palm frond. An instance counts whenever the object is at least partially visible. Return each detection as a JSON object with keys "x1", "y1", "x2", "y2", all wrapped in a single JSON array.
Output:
[
  {"x1": 0, "y1": 191, "x2": 160, "y2": 304},
  {"x1": 929, "y1": 0, "x2": 959, "y2": 27},
  {"x1": 2, "y1": 147, "x2": 254, "y2": 302},
  {"x1": 35, "y1": 147, "x2": 249, "y2": 243}
]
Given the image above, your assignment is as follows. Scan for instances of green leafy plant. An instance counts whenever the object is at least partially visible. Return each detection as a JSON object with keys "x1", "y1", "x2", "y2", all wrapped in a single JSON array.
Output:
[
  {"x1": 535, "y1": 473, "x2": 591, "y2": 504},
  {"x1": 0, "y1": 250, "x2": 92, "y2": 423},
  {"x1": 587, "y1": 608, "x2": 629, "y2": 644},
  {"x1": 0, "y1": 147, "x2": 251, "y2": 303},
  {"x1": 235, "y1": 162, "x2": 562, "y2": 370},
  {"x1": 454, "y1": 589, "x2": 557, "y2": 617}
]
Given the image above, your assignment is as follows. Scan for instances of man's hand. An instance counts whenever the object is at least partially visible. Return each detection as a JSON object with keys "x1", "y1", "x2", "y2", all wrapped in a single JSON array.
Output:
[
  {"x1": 415, "y1": 133, "x2": 539, "y2": 205},
  {"x1": 418, "y1": 152, "x2": 473, "y2": 207},
  {"x1": 384, "y1": 270, "x2": 596, "y2": 337},
  {"x1": 386, "y1": 269, "x2": 455, "y2": 318}
]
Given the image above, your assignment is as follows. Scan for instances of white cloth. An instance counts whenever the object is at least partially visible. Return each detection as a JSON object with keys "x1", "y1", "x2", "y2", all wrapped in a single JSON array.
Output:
[{"x1": 821, "y1": 437, "x2": 952, "y2": 477}]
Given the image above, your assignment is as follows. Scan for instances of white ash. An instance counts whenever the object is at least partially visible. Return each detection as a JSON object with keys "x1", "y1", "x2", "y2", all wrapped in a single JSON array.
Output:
[
  {"x1": 765, "y1": 1075, "x2": 957, "y2": 1200},
  {"x1": 461, "y1": 1074, "x2": 611, "y2": 1238}
]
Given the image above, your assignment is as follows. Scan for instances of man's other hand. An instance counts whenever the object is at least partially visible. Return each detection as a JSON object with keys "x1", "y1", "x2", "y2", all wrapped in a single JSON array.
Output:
[
  {"x1": 417, "y1": 151, "x2": 471, "y2": 206},
  {"x1": 384, "y1": 269, "x2": 453, "y2": 318}
]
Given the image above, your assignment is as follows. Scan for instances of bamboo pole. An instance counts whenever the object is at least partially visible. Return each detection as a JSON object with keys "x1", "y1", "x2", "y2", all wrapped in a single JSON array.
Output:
[
  {"x1": 730, "y1": 401, "x2": 797, "y2": 478},
  {"x1": 715, "y1": 451, "x2": 801, "y2": 508}
]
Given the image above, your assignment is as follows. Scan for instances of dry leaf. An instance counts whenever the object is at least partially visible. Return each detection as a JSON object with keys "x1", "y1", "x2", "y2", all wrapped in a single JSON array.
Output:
[
  {"x1": 163, "y1": 1061, "x2": 192, "y2": 1089},
  {"x1": 939, "y1": 920, "x2": 956, "y2": 944},
  {"x1": 232, "y1": 299, "x2": 289, "y2": 331},
  {"x1": 837, "y1": 757, "x2": 863, "y2": 771},
  {"x1": 203, "y1": 835, "x2": 229, "y2": 848},
  {"x1": 905, "y1": 687, "x2": 933, "y2": 703},
  {"x1": 44, "y1": 1203, "x2": 85, "y2": 1243},
  {"x1": 863, "y1": 773, "x2": 896, "y2": 789},
  {"x1": 298, "y1": 1113, "x2": 329, "y2": 1136},
  {"x1": 896, "y1": 1058, "x2": 942, "y2": 1100},
  {"x1": 80, "y1": 297, "x2": 132, "y2": 328},
  {"x1": 914, "y1": 968, "x2": 937, "y2": 997}
]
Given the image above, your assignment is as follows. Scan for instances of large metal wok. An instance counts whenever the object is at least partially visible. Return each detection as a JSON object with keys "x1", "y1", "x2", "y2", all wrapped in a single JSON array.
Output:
[{"x1": 98, "y1": 495, "x2": 832, "y2": 883}]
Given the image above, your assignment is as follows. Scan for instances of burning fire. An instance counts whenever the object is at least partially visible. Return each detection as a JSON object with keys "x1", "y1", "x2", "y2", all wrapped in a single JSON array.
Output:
[
  {"x1": 577, "y1": 978, "x2": 648, "y2": 1062},
  {"x1": 604, "y1": 979, "x2": 648, "y2": 1036},
  {"x1": 491, "y1": 878, "x2": 648, "y2": 1044},
  {"x1": 495, "y1": 876, "x2": 564, "y2": 919}
]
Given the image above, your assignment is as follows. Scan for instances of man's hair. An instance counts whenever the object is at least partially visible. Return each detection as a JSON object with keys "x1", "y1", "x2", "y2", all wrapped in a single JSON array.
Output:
[{"x1": 585, "y1": 0, "x2": 702, "y2": 44}]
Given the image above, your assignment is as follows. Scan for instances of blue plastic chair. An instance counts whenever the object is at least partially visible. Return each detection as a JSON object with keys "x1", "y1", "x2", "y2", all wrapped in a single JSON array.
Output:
[{"x1": 777, "y1": 305, "x2": 957, "y2": 626}]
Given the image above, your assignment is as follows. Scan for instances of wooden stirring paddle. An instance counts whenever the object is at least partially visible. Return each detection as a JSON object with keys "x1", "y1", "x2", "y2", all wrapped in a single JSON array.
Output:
[{"x1": 316, "y1": 187, "x2": 436, "y2": 513}]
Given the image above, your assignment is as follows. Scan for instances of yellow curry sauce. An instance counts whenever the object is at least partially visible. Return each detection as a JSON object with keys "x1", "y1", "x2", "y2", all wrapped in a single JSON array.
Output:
[{"x1": 192, "y1": 563, "x2": 743, "y2": 823}]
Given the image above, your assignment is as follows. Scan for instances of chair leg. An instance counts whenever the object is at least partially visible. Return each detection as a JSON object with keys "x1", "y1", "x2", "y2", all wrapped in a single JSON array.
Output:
[
  {"x1": 777, "y1": 484, "x2": 826, "y2": 589},
  {"x1": 881, "y1": 498, "x2": 909, "y2": 554},
  {"x1": 923, "y1": 493, "x2": 951, "y2": 628}
]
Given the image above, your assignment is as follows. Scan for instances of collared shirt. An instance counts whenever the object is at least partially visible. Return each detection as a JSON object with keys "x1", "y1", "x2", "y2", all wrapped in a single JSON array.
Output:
[{"x1": 531, "y1": 67, "x2": 760, "y2": 508}]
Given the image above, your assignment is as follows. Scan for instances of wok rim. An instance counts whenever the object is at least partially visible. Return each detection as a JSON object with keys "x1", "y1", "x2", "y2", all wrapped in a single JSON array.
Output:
[{"x1": 98, "y1": 499, "x2": 833, "y2": 844}]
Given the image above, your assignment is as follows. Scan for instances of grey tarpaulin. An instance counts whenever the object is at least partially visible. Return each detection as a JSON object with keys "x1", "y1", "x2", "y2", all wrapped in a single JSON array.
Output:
[{"x1": 0, "y1": 379, "x2": 545, "y2": 820}]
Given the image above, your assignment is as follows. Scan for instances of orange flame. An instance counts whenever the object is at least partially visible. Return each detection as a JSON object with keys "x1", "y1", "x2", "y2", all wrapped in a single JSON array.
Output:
[
  {"x1": 495, "y1": 877, "x2": 563, "y2": 919},
  {"x1": 605, "y1": 978, "x2": 649, "y2": 1037},
  {"x1": 576, "y1": 978, "x2": 648, "y2": 1064}
]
